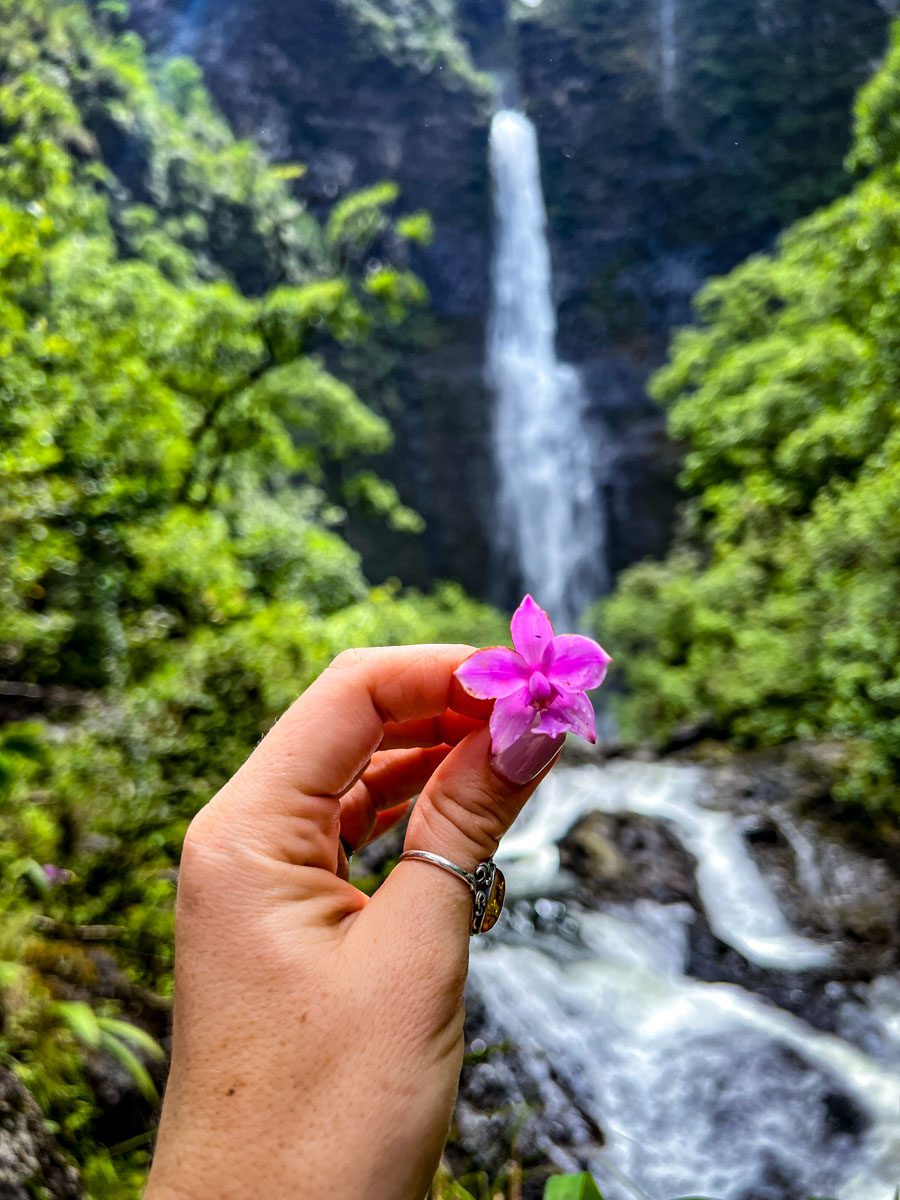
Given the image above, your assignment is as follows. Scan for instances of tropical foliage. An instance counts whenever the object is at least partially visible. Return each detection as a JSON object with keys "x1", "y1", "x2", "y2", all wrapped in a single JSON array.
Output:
[
  {"x1": 0, "y1": 1, "x2": 503, "y2": 1193},
  {"x1": 336, "y1": 0, "x2": 489, "y2": 88},
  {"x1": 600, "y1": 25, "x2": 900, "y2": 826},
  {"x1": 434, "y1": 1169, "x2": 839, "y2": 1200}
]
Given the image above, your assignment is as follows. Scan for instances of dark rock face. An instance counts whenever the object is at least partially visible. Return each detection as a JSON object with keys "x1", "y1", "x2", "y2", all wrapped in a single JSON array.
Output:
[
  {"x1": 561, "y1": 809, "x2": 699, "y2": 905},
  {"x1": 706, "y1": 752, "x2": 900, "y2": 978},
  {"x1": 124, "y1": 0, "x2": 889, "y2": 596},
  {"x1": 0, "y1": 1070, "x2": 81, "y2": 1200},
  {"x1": 126, "y1": 0, "x2": 501, "y2": 594},
  {"x1": 516, "y1": 0, "x2": 889, "y2": 577},
  {"x1": 450, "y1": 991, "x2": 605, "y2": 1200}
]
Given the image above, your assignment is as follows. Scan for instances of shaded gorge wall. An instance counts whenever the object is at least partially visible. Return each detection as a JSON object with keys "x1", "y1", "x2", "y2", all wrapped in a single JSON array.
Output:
[{"x1": 122, "y1": 0, "x2": 890, "y2": 600}]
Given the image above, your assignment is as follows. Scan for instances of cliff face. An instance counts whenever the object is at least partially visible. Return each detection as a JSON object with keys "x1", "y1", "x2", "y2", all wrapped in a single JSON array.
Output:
[
  {"x1": 515, "y1": 0, "x2": 889, "y2": 576},
  {"x1": 126, "y1": 0, "x2": 500, "y2": 594},
  {"x1": 124, "y1": 0, "x2": 889, "y2": 595}
]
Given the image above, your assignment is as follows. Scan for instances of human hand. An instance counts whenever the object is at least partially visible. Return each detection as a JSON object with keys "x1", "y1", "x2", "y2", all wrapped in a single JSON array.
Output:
[{"x1": 144, "y1": 645, "x2": 561, "y2": 1200}]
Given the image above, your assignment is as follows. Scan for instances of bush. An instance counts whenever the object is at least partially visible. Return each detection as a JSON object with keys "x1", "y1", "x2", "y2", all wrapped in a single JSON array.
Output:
[{"x1": 598, "y1": 25, "x2": 900, "y2": 825}]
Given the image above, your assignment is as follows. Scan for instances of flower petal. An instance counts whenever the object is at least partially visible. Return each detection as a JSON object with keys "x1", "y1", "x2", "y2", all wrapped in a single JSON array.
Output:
[
  {"x1": 455, "y1": 647, "x2": 530, "y2": 700},
  {"x1": 543, "y1": 634, "x2": 611, "y2": 692},
  {"x1": 536, "y1": 689, "x2": 597, "y2": 743},
  {"x1": 510, "y1": 594, "x2": 555, "y2": 666},
  {"x1": 489, "y1": 687, "x2": 538, "y2": 756}
]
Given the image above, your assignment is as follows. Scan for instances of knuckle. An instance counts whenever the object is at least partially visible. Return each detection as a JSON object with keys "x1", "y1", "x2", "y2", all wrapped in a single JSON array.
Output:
[
  {"x1": 328, "y1": 646, "x2": 373, "y2": 671},
  {"x1": 182, "y1": 805, "x2": 219, "y2": 856},
  {"x1": 181, "y1": 811, "x2": 210, "y2": 862},
  {"x1": 425, "y1": 776, "x2": 505, "y2": 858},
  {"x1": 178, "y1": 810, "x2": 233, "y2": 898}
]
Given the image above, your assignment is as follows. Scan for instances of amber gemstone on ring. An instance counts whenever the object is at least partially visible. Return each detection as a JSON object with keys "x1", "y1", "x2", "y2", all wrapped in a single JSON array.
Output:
[{"x1": 479, "y1": 865, "x2": 506, "y2": 933}]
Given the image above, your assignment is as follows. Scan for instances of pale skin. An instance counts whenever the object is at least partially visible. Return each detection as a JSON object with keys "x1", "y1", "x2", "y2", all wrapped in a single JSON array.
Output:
[{"x1": 144, "y1": 644, "x2": 561, "y2": 1200}]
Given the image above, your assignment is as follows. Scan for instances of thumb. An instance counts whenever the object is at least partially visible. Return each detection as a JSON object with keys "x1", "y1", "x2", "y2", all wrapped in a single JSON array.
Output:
[
  {"x1": 360, "y1": 727, "x2": 561, "y2": 987},
  {"x1": 404, "y1": 725, "x2": 559, "y2": 870}
]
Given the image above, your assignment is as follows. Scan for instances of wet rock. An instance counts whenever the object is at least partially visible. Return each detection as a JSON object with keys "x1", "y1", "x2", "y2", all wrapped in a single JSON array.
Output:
[
  {"x1": 822, "y1": 1089, "x2": 870, "y2": 1139},
  {"x1": 559, "y1": 812, "x2": 623, "y2": 883},
  {"x1": 554, "y1": 750, "x2": 900, "y2": 1044},
  {"x1": 683, "y1": 924, "x2": 852, "y2": 1036},
  {"x1": 83, "y1": 1048, "x2": 161, "y2": 1151},
  {"x1": 447, "y1": 992, "x2": 604, "y2": 1200},
  {"x1": 560, "y1": 810, "x2": 699, "y2": 906},
  {"x1": 0, "y1": 1069, "x2": 81, "y2": 1200},
  {"x1": 558, "y1": 805, "x2": 846, "y2": 1035},
  {"x1": 706, "y1": 753, "x2": 900, "y2": 977}
]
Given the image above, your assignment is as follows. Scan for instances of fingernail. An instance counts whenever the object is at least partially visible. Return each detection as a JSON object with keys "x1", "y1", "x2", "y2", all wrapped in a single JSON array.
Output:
[{"x1": 490, "y1": 733, "x2": 565, "y2": 786}]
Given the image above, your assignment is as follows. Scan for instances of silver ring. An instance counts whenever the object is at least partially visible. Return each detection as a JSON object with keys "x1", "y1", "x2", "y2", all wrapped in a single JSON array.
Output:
[{"x1": 398, "y1": 851, "x2": 506, "y2": 935}]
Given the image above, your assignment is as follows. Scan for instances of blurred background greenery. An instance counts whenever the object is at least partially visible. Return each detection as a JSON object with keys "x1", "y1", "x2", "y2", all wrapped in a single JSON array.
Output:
[{"x1": 0, "y1": 1, "x2": 898, "y2": 1197}]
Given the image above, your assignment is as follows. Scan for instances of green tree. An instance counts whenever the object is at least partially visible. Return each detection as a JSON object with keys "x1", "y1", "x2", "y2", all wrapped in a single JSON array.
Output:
[
  {"x1": 0, "y1": 4, "x2": 504, "y2": 1193},
  {"x1": 600, "y1": 25, "x2": 900, "y2": 824}
]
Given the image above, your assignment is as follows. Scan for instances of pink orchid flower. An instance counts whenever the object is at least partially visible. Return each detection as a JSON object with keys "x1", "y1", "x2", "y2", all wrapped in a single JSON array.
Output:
[
  {"x1": 455, "y1": 594, "x2": 611, "y2": 784},
  {"x1": 42, "y1": 864, "x2": 72, "y2": 885}
]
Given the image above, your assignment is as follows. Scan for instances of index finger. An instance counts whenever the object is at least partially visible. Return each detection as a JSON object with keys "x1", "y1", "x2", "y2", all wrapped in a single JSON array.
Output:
[{"x1": 243, "y1": 644, "x2": 484, "y2": 800}]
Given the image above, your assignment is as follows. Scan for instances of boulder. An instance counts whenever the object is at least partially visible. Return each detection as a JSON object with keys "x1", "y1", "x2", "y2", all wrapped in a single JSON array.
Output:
[{"x1": 0, "y1": 1070, "x2": 80, "y2": 1200}]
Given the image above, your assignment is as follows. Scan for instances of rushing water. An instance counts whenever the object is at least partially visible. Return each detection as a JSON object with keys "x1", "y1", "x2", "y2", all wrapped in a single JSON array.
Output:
[
  {"x1": 659, "y1": 0, "x2": 679, "y2": 125},
  {"x1": 487, "y1": 110, "x2": 607, "y2": 630},
  {"x1": 469, "y1": 762, "x2": 900, "y2": 1200}
]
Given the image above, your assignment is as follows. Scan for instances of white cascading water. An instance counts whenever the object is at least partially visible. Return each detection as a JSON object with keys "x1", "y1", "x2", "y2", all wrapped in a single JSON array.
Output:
[
  {"x1": 480, "y1": 78, "x2": 899, "y2": 1200},
  {"x1": 487, "y1": 111, "x2": 606, "y2": 630},
  {"x1": 498, "y1": 763, "x2": 833, "y2": 970},
  {"x1": 468, "y1": 762, "x2": 900, "y2": 1199},
  {"x1": 659, "y1": 0, "x2": 679, "y2": 125}
]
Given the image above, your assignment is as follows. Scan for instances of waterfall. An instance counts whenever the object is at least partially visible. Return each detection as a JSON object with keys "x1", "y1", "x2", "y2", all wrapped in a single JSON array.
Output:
[
  {"x1": 467, "y1": 761, "x2": 900, "y2": 1200},
  {"x1": 487, "y1": 110, "x2": 606, "y2": 630},
  {"x1": 168, "y1": 0, "x2": 210, "y2": 56},
  {"x1": 659, "y1": 0, "x2": 679, "y2": 125},
  {"x1": 497, "y1": 763, "x2": 833, "y2": 970}
]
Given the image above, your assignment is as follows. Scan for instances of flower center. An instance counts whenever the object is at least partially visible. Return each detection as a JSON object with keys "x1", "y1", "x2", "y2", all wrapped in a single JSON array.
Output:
[{"x1": 528, "y1": 671, "x2": 553, "y2": 708}]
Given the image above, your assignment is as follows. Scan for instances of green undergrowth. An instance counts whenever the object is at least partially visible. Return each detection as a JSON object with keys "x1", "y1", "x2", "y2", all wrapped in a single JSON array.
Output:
[
  {"x1": 0, "y1": 1, "x2": 503, "y2": 1193},
  {"x1": 597, "y1": 24, "x2": 900, "y2": 829},
  {"x1": 432, "y1": 1169, "x2": 845, "y2": 1200}
]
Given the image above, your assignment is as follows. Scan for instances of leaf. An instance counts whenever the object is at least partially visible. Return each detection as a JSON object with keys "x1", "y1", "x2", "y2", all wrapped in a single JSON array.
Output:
[
  {"x1": 270, "y1": 162, "x2": 307, "y2": 181},
  {"x1": 325, "y1": 181, "x2": 399, "y2": 253},
  {"x1": 99, "y1": 1030, "x2": 159, "y2": 1103},
  {"x1": 395, "y1": 211, "x2": 433, "y2": 246},
  {"x1": 544, "y1": 1174, "x2": 605, "y2": 1200},
  {"x1": 98, "y1": 1017, "x2": 166, "y2": 1061},
  {"x1": 54, "y1": 1001, "x2": 102, "y2": 1049},
  {"x1": 21, "y1": 857, "x2": 51, "y2": 896},
  {"x1": 0, "y1": 961, "x2": 24, "y2": 989}
]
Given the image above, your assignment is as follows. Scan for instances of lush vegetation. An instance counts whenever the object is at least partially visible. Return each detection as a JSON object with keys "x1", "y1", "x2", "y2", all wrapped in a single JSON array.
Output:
[
  {"x1": 3, "y1": 0, "x2": 897, "y2": 1194},
  {"x1": 434, "y1": 1168, "x2": 841, "y2": 1200},
  {"x1": 335, "y1": 0, "x2": 489, "y2": 89},
  {"x1": 600, "y1": 25, "x2": 900, "y2": 827},
  {"x1": 0, "y1": 2, "x2": 504, "y2": 1193},
  {"x1": 515, "y1": 0, "x2": 887, "y2": 262}
]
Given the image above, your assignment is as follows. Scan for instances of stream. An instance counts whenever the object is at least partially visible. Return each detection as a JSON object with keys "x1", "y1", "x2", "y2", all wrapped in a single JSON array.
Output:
[
  {"x1": 478, "y1": 59, "x2": 899, "y2": 1200},
  {"x1": 466, "y1": 761, "x2": 900, "y2": 1200}
]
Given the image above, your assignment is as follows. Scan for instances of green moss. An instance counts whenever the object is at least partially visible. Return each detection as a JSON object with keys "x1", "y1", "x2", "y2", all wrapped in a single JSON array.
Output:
[{"x1": 338, "y1": 0, "x2": 492, "y2": 92}]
